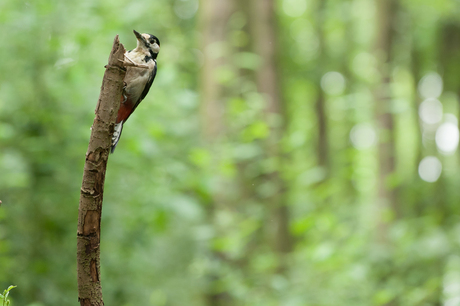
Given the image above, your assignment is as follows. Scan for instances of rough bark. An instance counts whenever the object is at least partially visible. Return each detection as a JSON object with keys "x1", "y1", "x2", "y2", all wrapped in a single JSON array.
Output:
[{"x1": 77, "y1": 36, "x2": 126, "y2": 306}]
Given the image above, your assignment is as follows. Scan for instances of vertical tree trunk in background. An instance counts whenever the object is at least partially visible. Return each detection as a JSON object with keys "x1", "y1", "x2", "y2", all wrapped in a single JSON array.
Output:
[
  {"x1": 374, "y1": 5, "x2": 399, "y2": 304},
  {"x1": 439, "y1": 24, "x2": 460, "y2": 164},
  {"x1": 77, "y1": 36, "x2": 126, "y2": 306},
  {"x1": 251, "y1": 0, "x2": 292, "y2": 260},
  {"x1": 316, "y1": 88, "x2": 328, "y2": 169},
  {"x1": 314, "y1": 0, "x2": 329, "y2": 172},
  {"x1": 341, "y1": 4, "x2": 358, "y2": 197},
  {"x1": 199, "y1": 1, "x2": 234, "y2": 305},
  {"x1": 410, "y1": 46, "x2": 424, "y2": 176},
  {"x1": 374, "y1": 0, "x2": 397, "y2": 241},
  {"x1": 200, "y1": 0, "x2": 234, "y2": 142}
]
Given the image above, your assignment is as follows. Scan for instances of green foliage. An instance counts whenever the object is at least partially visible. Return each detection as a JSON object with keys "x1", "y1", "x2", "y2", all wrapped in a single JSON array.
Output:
[
  {"x1": 0, "y1": 286, "x2": 16, "y2": 306},
  {"x1": 1, "y1": 0, "x2": 460, "y2": 305}
]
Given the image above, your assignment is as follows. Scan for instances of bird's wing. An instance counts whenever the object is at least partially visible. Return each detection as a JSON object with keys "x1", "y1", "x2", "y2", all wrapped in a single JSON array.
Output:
[{"x1": 132, "y1": 61, "x2": 157, "y2": 114}]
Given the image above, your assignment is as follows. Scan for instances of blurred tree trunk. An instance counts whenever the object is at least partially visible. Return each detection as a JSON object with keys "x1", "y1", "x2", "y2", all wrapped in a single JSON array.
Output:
[
  {"x1": 314, "y1": 0, "x2": 329, "y2": 172},
  {"x1": 439, "y1": 24, "x2": 460, "y2": 164},
  {"x1": 410, "y1": 46, "x2": 423, "y2": 176},
  {"x1": 374, "y1": 3, "x2": 399, "y2": 304},
  {"x1": 251, "y1": 0, "x2": 292, "y2": 262},
  {"x1": 374, "y1": 0, "x2": 397, "y2": 240},
  {"x1": 200, "y1": 0, "x2": 233, "y2": 142},
  {"x1": 199, "y1": 0, "x2": 234, "y2": 304},
  {"x1": 341, "y1": 4, "x2": 358, "y2": 198}
]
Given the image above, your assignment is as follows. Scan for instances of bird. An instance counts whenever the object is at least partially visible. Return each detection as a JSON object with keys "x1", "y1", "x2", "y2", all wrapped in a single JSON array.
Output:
[{"x1": 111, "y1": 29, "x2": 160, "y2": 153}]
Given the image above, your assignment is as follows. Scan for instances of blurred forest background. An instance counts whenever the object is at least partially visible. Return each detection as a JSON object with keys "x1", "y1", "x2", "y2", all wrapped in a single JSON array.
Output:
[{"x1": 2, "y1": 0, "x2": 460, "y2": 305}]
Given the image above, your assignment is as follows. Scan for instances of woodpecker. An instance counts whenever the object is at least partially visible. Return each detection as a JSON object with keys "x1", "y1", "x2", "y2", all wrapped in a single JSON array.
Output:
[{"x1": 111, "y1": 30, "x2": 160, "y2": 153}]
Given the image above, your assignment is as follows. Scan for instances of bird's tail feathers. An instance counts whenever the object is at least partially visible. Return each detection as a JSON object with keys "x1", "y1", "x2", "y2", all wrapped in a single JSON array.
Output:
[{"x1": 111, "y1": 121, "x2": 124, "y2": 153}]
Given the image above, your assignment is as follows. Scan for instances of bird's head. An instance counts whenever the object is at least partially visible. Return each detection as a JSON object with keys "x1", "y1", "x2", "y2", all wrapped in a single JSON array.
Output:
[{"x1": 133, "y1": 30, "x2": 160, "y2": 56}]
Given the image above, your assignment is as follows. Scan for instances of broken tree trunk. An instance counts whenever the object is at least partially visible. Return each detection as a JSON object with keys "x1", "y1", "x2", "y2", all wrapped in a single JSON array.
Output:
[{"x1": 77, "y1": 35, "x2": 126, "y2": 306}]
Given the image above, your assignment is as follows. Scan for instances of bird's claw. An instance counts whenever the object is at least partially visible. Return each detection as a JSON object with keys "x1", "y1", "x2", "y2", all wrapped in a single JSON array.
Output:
[{"x1": 118, "y1": 55, "x2": 149, "y2": 69}]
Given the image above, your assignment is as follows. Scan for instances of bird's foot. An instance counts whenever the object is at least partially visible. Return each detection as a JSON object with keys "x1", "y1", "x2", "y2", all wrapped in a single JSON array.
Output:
[{"x1": 119, "y1": 55, "x2": 149, "y2": 69}]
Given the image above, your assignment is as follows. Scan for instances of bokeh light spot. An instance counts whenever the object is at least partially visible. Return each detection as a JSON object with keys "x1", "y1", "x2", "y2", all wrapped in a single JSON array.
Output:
[
  {"x1": 419, "y1": 98, "x2": 443, "y2": 125},
  {"x1": 418, "y1": 72, "x2": 443, "y2": 99},
  {"x1": 283, "y1": 0, "x2": 307, "y2": 17},
  {"x1": 321, "y1": 71, "x2": 345, "y2": 96},
  {"x1": 352, "y1": 52, "x2": 378, "y2": 82},
  {"x1": 350, "y1": 123, "x2": 376, "y2": 150},
  {"x1": 174, "y1": 0, "x2": 198, "y2": 19},
  {"x1": 418, "y1": 156, "x2": 442, "y2": 183},
  {"x1": 445, "y1": 113, "x2": 459, "y2": 126},
  {"x1": 436, "y1": 122, "x2": 459, "y2": 155}
]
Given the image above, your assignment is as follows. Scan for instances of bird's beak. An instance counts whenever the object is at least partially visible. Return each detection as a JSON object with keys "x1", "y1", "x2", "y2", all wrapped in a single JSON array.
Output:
[
  {"x1": 133, "y1": 30, "x2": 147, "y2": 45},
  {"x1": 133, "y1": 30, "x2": 142, "y2": 40}
]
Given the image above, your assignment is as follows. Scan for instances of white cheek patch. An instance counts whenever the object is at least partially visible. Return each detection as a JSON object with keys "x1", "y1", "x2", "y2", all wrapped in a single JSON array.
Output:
[{"x1": 152, "y1": 43, "x2": 160, "y2": 53}]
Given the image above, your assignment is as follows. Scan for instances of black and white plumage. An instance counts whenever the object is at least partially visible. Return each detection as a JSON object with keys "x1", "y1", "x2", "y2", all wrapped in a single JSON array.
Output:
[{"x1": 111, "y1": 30, "x2": 160, "y2": 153}]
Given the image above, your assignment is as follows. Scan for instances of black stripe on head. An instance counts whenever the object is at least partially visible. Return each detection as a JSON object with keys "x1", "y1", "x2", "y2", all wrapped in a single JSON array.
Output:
[{"x1": 148, "y1": 34, "x2": 160, "y2": 46}]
